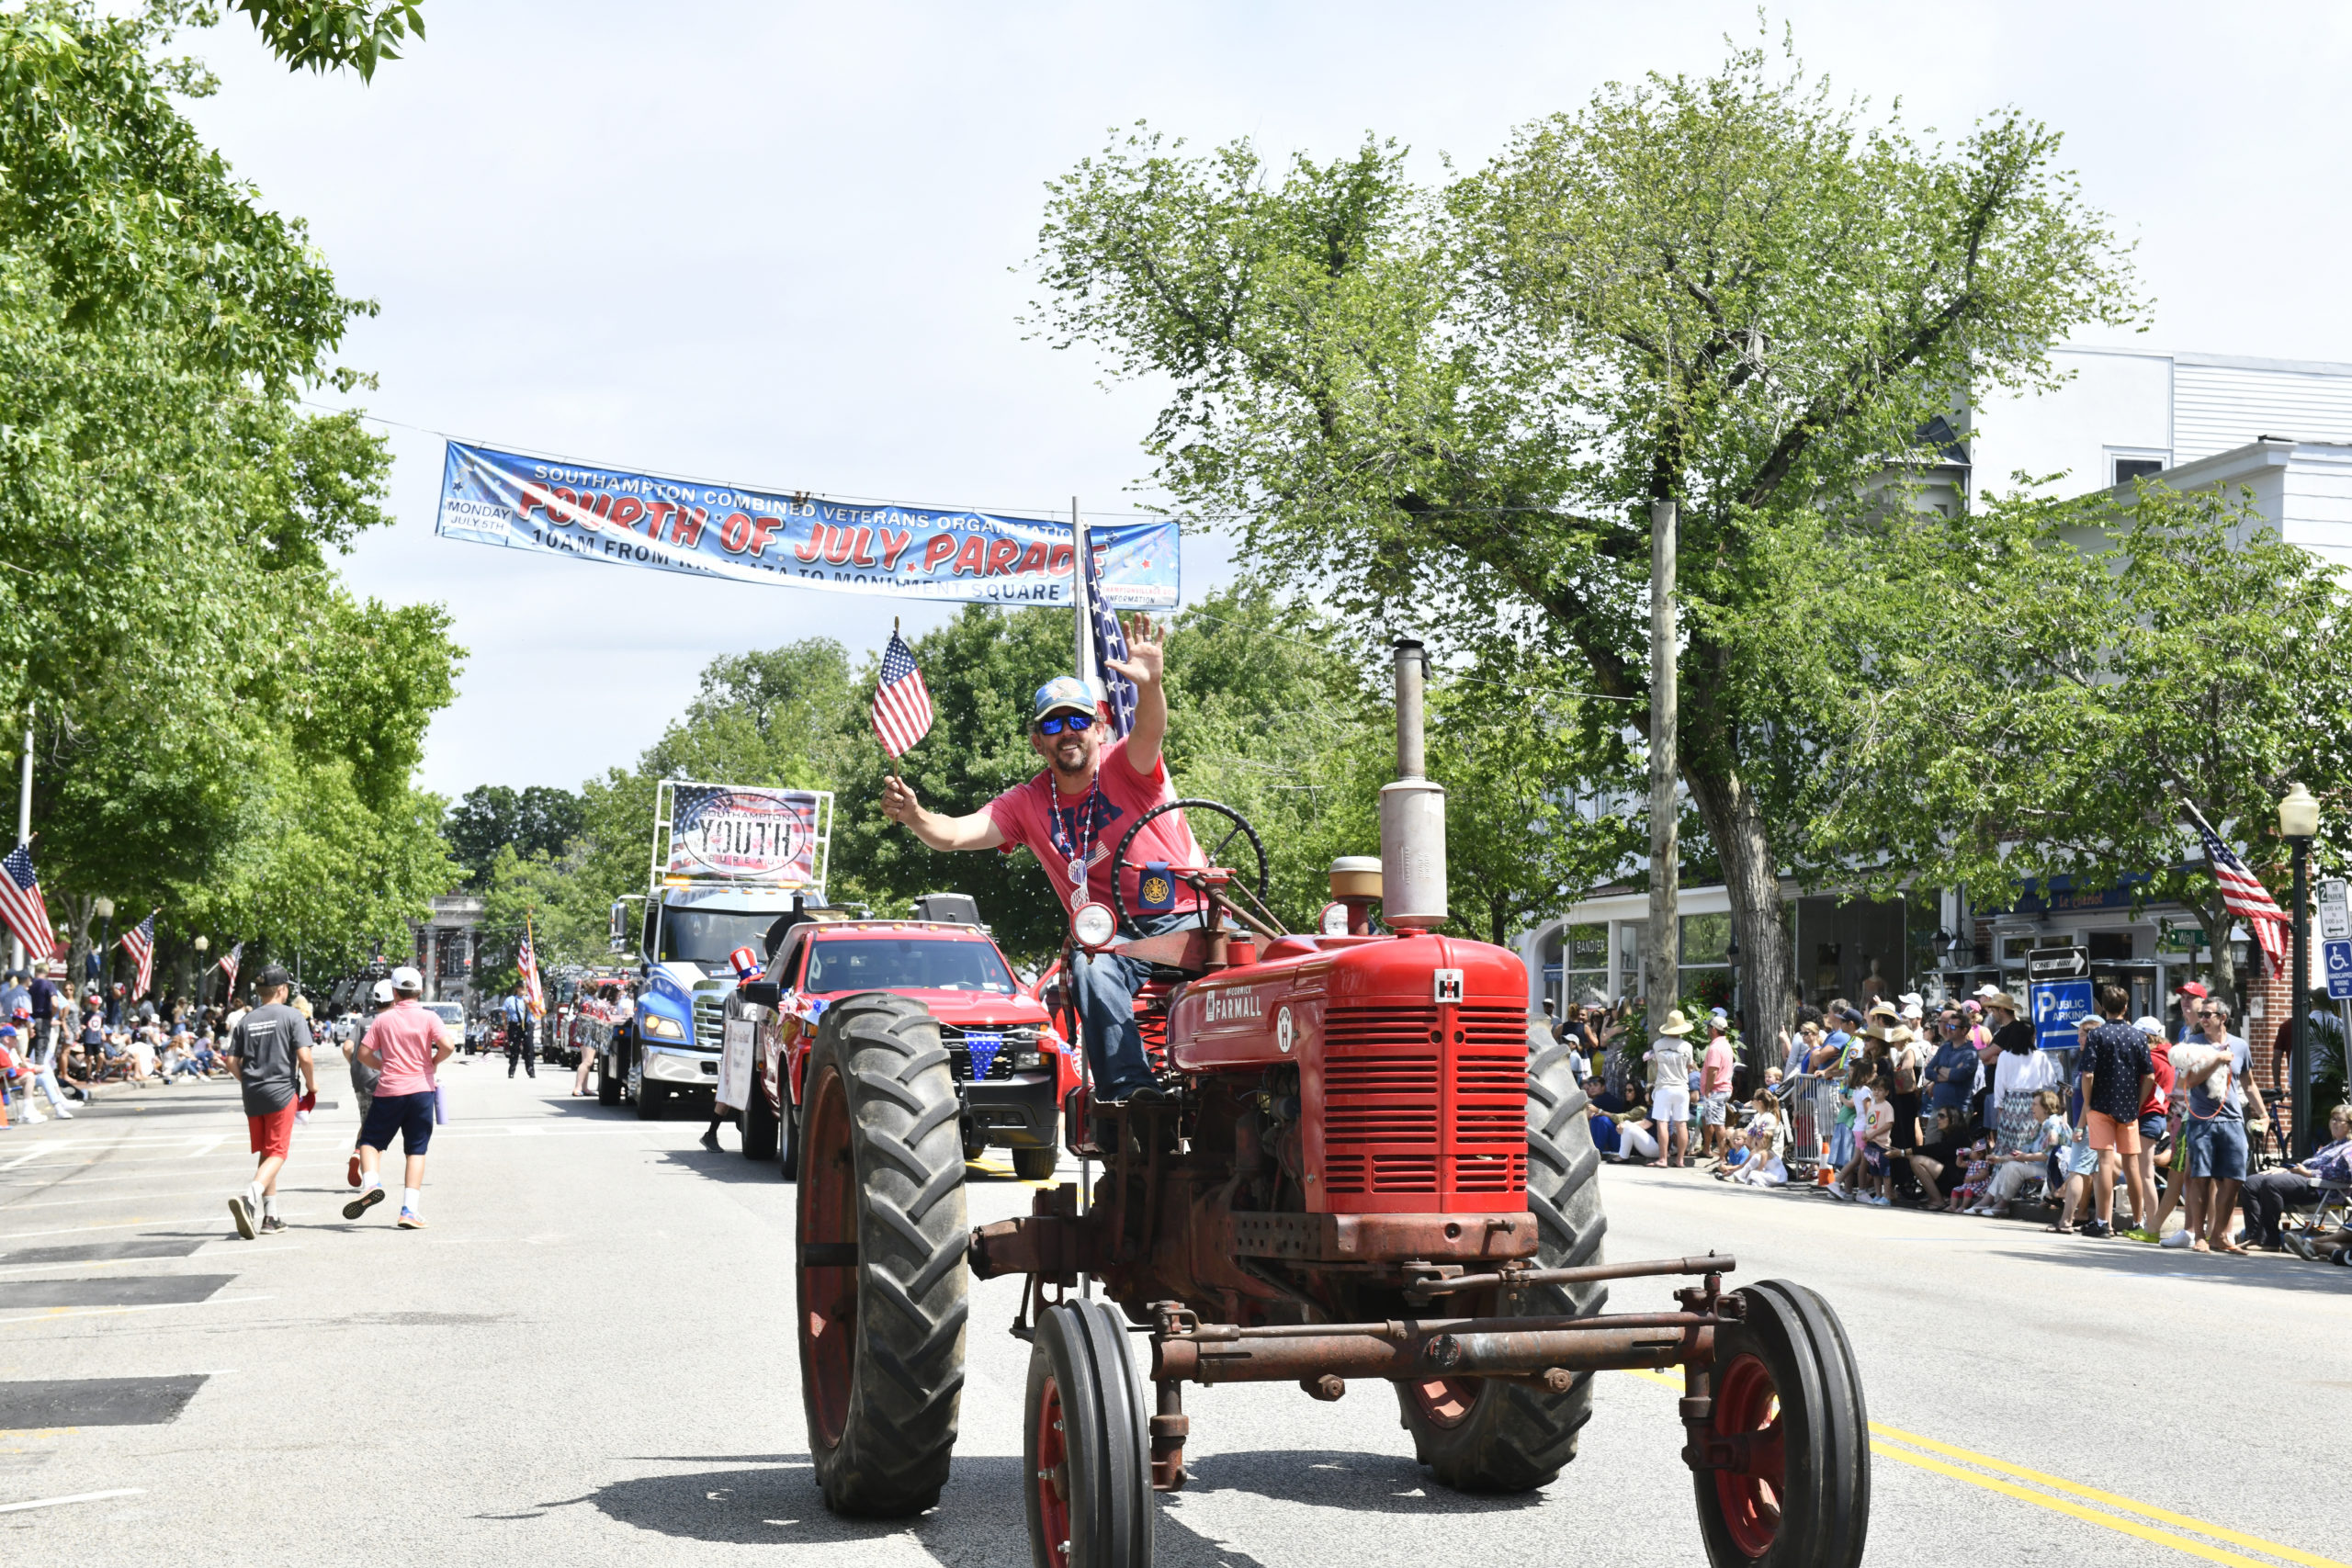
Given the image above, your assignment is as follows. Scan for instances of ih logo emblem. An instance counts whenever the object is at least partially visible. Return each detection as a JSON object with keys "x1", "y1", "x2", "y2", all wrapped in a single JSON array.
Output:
[{"x1": 1432, "y1": 968, "x2": 1464, "y2": 1004}]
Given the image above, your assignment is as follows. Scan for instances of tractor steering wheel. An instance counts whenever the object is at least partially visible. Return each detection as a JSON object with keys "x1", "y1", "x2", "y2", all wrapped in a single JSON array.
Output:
[{"x1": 1108, "y1": 798, "x2": 1271, "y2": 940}]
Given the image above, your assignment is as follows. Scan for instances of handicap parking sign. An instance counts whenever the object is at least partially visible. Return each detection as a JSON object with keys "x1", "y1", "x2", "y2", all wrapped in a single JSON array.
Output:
[{"x1": 2326, "y1": 938, "x2": 2352, "y2": 1001}]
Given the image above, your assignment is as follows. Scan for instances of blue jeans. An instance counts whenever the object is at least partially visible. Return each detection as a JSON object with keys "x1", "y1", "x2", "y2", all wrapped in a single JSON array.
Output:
[{"x1": 1072, "y1": 911, "x2": 1196, "y2": 1097}]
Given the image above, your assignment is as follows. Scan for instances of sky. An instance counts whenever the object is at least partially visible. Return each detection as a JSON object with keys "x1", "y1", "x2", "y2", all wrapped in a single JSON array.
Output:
[{"x1": 175, "y1": 1, "x2": 2352, "y2": 801}]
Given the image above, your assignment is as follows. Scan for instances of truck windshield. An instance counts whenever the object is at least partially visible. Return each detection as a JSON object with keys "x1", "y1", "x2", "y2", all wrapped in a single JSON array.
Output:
[
  {"x1": 659, "y1": 910, "x2": 778, "y2": 967},
  {"x1": 805, "y1": 939, "x2": 1016, "y2": 995}
]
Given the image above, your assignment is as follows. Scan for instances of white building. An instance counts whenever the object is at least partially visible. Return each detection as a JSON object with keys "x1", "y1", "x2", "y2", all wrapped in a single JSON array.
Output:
[{"x1": 1520, "y1": 344, "x2": 2350, "y2": 1027}]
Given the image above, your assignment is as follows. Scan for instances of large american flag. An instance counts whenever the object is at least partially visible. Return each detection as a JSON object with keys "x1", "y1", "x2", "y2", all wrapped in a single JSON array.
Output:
[
  {"x1": 1084, "y1": 544, "x2": 1137, "y2": 739},
  {"x1": 517, "y1": 930, "x2": 546, "y2": 1018},
  {"x1": 2194, "y1": 819, "x2": 2290, "y2": 973},
  {"x1": 119, "y1": 911, "x2": 156, "y2": 999},
  {"x1": 0, "y1": 844, "x2": 54, "y2": 964},
  {"x1": 870, "y1": 630, "x2": 934, "y2": 758}
]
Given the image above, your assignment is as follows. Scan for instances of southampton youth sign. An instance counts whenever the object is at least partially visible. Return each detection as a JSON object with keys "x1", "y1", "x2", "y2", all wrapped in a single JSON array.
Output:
[{"x1": 433, "y1": 441, "x2": 1180, "y2": 608}]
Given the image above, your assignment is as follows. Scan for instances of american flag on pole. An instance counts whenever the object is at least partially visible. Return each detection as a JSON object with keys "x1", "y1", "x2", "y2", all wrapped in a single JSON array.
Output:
[
  {"x1": 119, "y1": 911, "x2": 156, "y2": 999},
  {"x1": 217, "y1": 941, "x2": 243, "y2": 998},
  {"x1": 518, "y1": 925, "x2": 546, "y2": 1019},
  {"x1": 0, "y1": 844, "x2": 55, "y2": 964},
  {"x1": 2191, "y1": 816, "x2": 2290, "y2": 974},
  {"x1": 870, "y1": 630, "x2": 934, "y2": 758},
  {"x1": 1084, "y1": 544, "x2": 1137, "y2": 739}
]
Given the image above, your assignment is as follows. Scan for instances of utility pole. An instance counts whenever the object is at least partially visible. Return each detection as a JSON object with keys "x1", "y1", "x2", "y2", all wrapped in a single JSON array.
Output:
[
  {"x1": 11, "y1": 705, "x2": 28, "y2": 972},
  {"x1": 1643, "y1": 500, "x2": 1680, "y2": 1026}
]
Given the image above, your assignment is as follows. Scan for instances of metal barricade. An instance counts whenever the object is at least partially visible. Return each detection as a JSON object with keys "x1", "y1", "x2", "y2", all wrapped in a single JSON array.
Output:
[{"x1": 1780, "y1": 1072, "x2": 1837, "y2": 1179}]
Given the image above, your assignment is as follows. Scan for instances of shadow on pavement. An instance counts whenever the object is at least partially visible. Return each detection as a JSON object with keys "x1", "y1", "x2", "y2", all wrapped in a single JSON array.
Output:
[
  {"x1": 537, "y1": 1449, "x2": 1508, "y2": 1555},
  {"x1": 650, "y1": 1147, "x2": 791, "y2": 1185},
  {"x1": 1990, "y1": 1244, "x2": 2352, "y2": 1293}
]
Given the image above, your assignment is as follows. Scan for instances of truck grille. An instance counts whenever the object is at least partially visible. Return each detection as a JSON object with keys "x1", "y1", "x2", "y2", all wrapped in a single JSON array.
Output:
[
  {"x1": 1320, "y1": 1002, "x2": 1529, "y2": 1203},
  {"x1": 693, "y1": 994, "x2": 725, "y2": 1051},
  {"x1": 941, "y1": 1024, "x2": 1030, "y2": 1082}
]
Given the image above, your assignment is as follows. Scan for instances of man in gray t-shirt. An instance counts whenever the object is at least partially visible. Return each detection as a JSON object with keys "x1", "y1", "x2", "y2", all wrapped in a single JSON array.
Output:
[{"x1": 223, "y1": 966, "x2": 316, "y2": 1239}]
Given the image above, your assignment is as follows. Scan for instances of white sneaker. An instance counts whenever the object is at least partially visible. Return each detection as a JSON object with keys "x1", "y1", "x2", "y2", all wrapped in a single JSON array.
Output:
[
  {"x1": 1827, "y1": 1181, "x2": 1850, "y2": 1201},
  {"x1": 20, "y1": 1109, "x2": 43, "y2": 1123},
  {"x1": 51, "y1": 1106, "x2": 72, "y2": 1119},
  {"x1": 2159, "y1": 1229, "x2": 2192, "y2": 1249}
]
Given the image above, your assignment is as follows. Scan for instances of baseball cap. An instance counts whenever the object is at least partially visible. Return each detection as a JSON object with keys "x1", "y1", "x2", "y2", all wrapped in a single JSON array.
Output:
[
  {"x1": 256, "y1": 964, "x2": 293, "y2": 990},
  {"x1": 0, "y1": 1024, "x2": 15, "y2": 1038},
  {"x1": 370, "y1": 979, "x2": 395, "y2": 1005},
  {"x1": 1972, "y1": 983, "x2": 2003, "y2": 1000},
  {"x1": 390, "y1": 965, "x2": 424, "y2": 994},
  {"x1": 2133, "y1": 1016, "x2": 2165, "y2": 1035},
  {"x1": 1031, "y1": 676, "x2": 1098, "y2": 723},
  {"x1": 2177, "y1": 980, "x2": 2209, "y2": 998}
]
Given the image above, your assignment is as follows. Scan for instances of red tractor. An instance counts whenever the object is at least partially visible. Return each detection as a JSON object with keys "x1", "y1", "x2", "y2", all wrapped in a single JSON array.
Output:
[{"x1": 789, "y1": 646, "x2": 1869, "y2": 1568}]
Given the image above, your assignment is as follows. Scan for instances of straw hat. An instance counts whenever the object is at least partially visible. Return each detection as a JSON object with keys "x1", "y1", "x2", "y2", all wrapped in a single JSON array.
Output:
[
  {"x1": 1656, "y1": 1009, "x2": 1696, "y2": 1036},
  {"x1": 1867, "y1": 998, "x2": 1901, "y2": 1021},
  {"x1": 1984, "y1": 991, "x2": 2027, "y2": 1017}
]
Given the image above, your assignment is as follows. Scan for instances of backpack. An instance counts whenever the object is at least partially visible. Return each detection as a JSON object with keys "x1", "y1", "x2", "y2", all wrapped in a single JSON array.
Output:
[{"x1": 1892, "y1": 1045, "x2": 1920, "y2": 1095}]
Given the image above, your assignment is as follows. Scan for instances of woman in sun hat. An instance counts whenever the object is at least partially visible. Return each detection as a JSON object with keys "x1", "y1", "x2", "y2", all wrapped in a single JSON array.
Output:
[{"x1": 1642, "y1": 1009, "x2": 1698, "y2": 1168}]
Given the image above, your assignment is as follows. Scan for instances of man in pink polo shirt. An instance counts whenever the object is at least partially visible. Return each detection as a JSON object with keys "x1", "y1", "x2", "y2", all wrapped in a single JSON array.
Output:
[
  {"x1": 880, "y1": 616, "x2": 1197, "y2": 1103},
  {"x1": 345, "y1": 966, "x2": 452, "y2": 1230}
]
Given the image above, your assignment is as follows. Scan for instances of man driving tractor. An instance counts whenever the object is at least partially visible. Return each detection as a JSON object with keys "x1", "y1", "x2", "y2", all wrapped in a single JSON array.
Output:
[{"x1": 878, "y1": 615, "x2": 1200, "y2": 1106}]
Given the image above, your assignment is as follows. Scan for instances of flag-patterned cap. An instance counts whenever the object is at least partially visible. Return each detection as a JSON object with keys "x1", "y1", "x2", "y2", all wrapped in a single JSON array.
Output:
[{"x1": 1032, "y1": 676, "x2": 1098, "y2": 721}]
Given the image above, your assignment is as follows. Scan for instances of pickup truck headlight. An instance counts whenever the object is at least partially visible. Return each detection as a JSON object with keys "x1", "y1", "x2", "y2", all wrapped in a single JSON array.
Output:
[
  {"x1": 640, "y1": 1011, "x2": 686, "y2": 1041},
  {"x1": 1014, "y1": 1048, "x2": 1044, "y2": 1069}
]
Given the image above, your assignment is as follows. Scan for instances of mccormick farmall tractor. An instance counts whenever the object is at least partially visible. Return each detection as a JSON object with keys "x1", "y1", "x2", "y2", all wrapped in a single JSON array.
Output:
[{"x1": 791, "y1": 645, "x2": 1871, "y2": 1568}]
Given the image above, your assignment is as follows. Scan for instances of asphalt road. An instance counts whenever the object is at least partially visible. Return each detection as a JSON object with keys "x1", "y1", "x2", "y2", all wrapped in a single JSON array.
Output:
[{"x1": 2, "y1": 1059, "x2": 2344, "y2": 1567}]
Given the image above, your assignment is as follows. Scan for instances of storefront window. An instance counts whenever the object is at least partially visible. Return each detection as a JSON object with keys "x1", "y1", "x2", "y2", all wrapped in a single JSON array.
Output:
[
  {"x1": 1561, "y1": 923, "x2": 1608, "y2": 1010},
  {"x1": 1679, "y1": 912, "x2": 1733, "y2": 1013}
]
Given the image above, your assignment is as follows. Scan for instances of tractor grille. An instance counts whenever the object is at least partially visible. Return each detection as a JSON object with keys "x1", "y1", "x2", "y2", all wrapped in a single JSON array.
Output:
[{"x1": 1320, "y1": 1002, "x2": 1528, "y2": 1202}]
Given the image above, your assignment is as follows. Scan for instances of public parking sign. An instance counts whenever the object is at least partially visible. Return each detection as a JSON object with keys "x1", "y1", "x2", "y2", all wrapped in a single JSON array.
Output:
[
  {"x1": 2031, "y1": 977, "x2": 2096, "y2": 1052},
  {"x1": 2325, "y1": 937, "x2": 2352, "y2": 1001}
]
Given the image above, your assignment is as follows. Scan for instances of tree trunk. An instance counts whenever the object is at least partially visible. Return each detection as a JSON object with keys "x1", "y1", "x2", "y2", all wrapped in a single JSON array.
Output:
[{"x1": 1683, "y1": 760, "x2": 1791, "y2": 1077}]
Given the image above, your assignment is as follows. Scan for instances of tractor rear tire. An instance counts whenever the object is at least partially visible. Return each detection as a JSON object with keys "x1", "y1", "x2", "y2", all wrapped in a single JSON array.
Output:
[
  {"x1": 1024, "y1": 1298, "x2": 1153, "y2": 1568},
  {"x1": 1693, "y1": 1280, "x2": 1871, "y2": 1568},
  {"x1": 741, "y1": 1078, "x2": 778, "y2": 1162},
  {"x1": 797, "y1": 993, "x2": 968, "y2": 1516},
  {"x1": 1398, "y1": 1031, "x2": 1608, "y2": 1493},
  {"x1": 595, "y1": 1054, "x2": 620, "y2": 1106}
]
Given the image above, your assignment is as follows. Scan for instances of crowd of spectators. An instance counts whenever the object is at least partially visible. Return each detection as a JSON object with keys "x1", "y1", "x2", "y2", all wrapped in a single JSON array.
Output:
[
  {"x1": 1550, "y1": 981, "x2": 2352, "y2": 1268},
  {"x1": 0, "y1": 963, "x2": 292, "y2": 1123}
]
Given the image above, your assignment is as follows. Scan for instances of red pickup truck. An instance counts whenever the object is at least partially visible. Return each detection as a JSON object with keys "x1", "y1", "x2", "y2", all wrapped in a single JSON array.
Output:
[{"x1": 724, "y1": 916, "x2": 1076, "y2": 1180}]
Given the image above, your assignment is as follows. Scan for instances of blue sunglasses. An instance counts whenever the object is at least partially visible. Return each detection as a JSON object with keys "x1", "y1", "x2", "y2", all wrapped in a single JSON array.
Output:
[{"x1": 1035, "y1": 712, "x2": 1096, "y2": 735}]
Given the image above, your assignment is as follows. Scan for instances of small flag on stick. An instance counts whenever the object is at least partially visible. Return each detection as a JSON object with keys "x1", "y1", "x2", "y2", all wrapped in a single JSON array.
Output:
[{"x1": 871, "y1": 628, "x2": 934, "y2": 759}]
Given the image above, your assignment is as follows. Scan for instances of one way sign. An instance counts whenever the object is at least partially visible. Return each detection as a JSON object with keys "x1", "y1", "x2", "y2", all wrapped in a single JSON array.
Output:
[{"x1": 2326, "y1": 939, "x2": 2352, "y2": 1001}]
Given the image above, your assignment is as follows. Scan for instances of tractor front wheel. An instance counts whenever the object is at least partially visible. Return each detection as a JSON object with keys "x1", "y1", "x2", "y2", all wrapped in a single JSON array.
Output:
[
  {"x1": 1024, "y1": 1299, "x2": 1153, "y2": 1568},
  {"x1": 741, "y1": 1078, "x2": 778, "y2": 1162},
  {"x1": 1399, "y1": 1031, "x2": 1608, "y2": 1492},
  {"x1": 797, "y1": 993, "x2": 968, "y2": 1516},
  {"x1": 1691, "y1": 1280, "x2": 1871, "y2": 1568}
]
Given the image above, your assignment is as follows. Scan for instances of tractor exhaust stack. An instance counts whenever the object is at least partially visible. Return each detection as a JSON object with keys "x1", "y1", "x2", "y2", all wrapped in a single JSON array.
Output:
[{"x1": 1380, "y1": 639, "x2": 1448, "y2": 929}]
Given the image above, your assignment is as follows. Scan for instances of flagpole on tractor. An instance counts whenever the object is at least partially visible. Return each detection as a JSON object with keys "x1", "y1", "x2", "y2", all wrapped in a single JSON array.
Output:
[{"x1": 1072, "y1": 499, "x2": 1095, "y2": 697}]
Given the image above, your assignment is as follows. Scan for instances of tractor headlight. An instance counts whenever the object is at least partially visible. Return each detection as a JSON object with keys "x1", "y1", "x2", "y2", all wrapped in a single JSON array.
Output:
[{"x1": 640, "y1": 1011, "x2": 686, "y2": 1041}]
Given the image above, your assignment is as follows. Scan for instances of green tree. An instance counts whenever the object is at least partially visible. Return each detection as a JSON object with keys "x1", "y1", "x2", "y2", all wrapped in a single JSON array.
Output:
[
  {"x1": 445, "y1": 784, "x2": 586, "y2": 886},
  {"x1": 1026, "y1": 33, "x2": 2137, "y2": 1036},
  {"x1": 1811, "y1": 484, "x2": 2352, "y2": 1010}
]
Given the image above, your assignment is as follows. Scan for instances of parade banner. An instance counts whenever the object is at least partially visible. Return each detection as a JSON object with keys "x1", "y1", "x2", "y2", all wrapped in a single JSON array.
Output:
[{"x1": 434, "y1": 440, "x2": 1180, "y2": 608}]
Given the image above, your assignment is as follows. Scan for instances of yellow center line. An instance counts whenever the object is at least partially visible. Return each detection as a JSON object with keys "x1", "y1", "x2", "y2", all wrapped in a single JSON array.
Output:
[{"x1": 1614, "y1": 1371, "x2": 2342, "y2": 1568}]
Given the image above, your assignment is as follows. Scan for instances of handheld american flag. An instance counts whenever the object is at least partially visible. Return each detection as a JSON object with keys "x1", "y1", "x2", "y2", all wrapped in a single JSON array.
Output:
[
  {"x1": 119, "y1": 912, "x2": 156, "y2": 999},
  {"x1": 0, "y1": 844, "x2": 55, "y2": 964},
  {"x1": 518, "y1": 928, "x2": 546, "y2": 1019},
  {"x1": 2189, "y1": 811, "x2": 2290, "y2": 974},
  {"x1": 217, "y1": 941, "x2": 243, "y2": 998},
  {"x1": 1084, "y1": 543, "x2": 1137, "y2": 739},
  {"x1": 871, "y1": 630, "x2": 934, "y2": 758}
]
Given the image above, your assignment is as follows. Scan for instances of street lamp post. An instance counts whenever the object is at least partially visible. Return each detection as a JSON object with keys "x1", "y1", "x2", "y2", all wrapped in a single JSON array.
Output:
[
  {"x1": 2279, "y1": 783, "x2": 2320, "y2": 1159},
  {"x1": 194, "y1": 934, "x2": 210, "y2": 1010},
  {"x1": 93, "y1": 897, "x2": 115, "y2": 994}
]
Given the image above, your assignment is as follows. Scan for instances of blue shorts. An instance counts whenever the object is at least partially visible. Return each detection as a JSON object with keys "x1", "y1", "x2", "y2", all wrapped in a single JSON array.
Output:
[
  {"x1": 2183, "y1": 1118, "x2": 2248, "y2": 1181},
  {"x1": 358, "y1": 1089, "x2": 435, "y2": 1156},
  {"x1": 2136, "y1": 1113, "x2": 2166, "y2": 1143}
]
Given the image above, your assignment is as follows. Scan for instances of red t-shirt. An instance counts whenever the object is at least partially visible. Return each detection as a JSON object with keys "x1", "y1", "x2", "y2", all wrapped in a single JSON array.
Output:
[
  {"x1": 2140, "y1": 1042, "x2": 2175, "y2": 1118},
  {"x1": 987, "y1": 738, "x2": 1204, "y2": 918}
]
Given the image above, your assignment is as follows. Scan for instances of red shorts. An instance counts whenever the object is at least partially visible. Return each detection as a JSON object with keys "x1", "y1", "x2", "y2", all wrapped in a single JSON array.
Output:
[
  {"x1": 246, "y1": 1104, "x2": 297, "y2": 1159},
  {"x1": 2086, "y1": 1109, "x2": 2141, "y2": 1155}
]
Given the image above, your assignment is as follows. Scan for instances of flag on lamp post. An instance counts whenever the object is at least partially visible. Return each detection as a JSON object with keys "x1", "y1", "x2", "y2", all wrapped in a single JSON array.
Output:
[
  {"x1": 0, "y1": 844, "x2": 54, "y2": 964},
  {"x1": 217, "y1": 941, "x2": 243, "y2": 998},
  {"x1": 119, "y1": 912, "x2": 156, "y2": 999}
]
